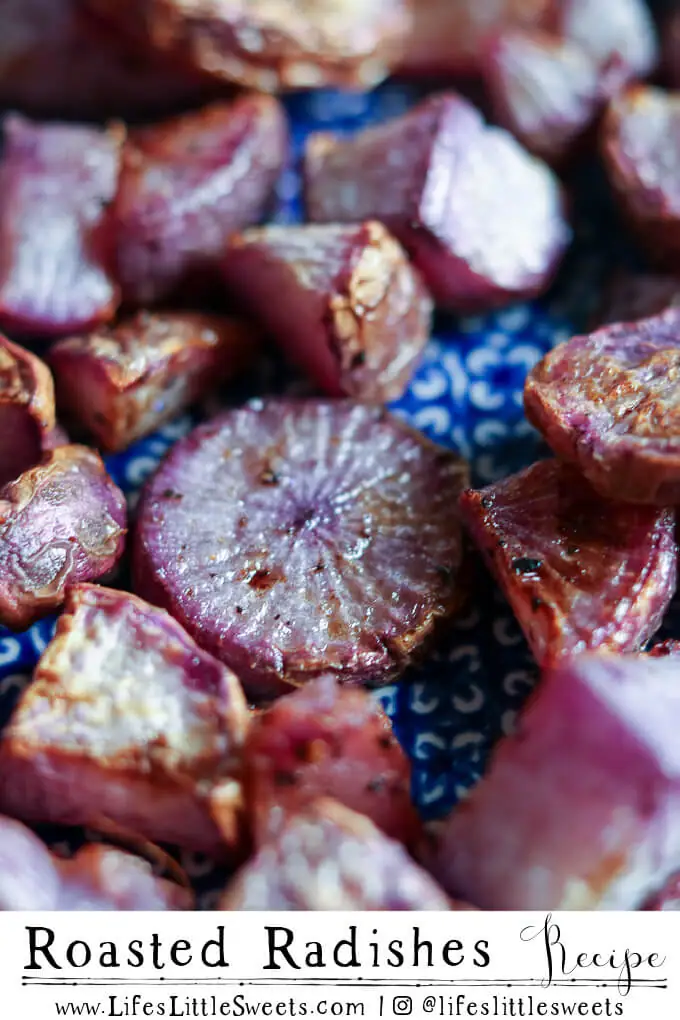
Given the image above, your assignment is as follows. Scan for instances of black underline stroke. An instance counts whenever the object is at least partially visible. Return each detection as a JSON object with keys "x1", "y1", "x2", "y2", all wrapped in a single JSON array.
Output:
[{"x1": 22, "y1": 977, "x2": 667, "y2": 990}]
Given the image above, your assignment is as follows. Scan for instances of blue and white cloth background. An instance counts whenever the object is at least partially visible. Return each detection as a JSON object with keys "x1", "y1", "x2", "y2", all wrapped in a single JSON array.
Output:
[{"x1": 2, "y1": 83, "x2": 675, "y2": 899}]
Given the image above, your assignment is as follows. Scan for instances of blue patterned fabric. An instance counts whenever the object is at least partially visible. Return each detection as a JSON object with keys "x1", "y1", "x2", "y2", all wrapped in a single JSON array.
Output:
[{"x1": 0, "y1": 83, "x2": 666, "y2": 900}]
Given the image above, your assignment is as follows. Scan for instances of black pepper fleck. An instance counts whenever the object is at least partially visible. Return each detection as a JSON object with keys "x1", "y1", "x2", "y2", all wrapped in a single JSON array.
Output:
[
  {"x1": 273, "y1": 771, "x2": 297, "y2": 787},
  {"x1": 512, "y1": 557, "x2": 542, "y2": 574}
]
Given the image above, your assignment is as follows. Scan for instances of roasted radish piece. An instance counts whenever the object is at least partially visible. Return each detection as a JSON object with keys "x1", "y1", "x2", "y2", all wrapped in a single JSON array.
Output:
[
  {"x1": 525, "y1": 308, "x2": 680, "y2": 503},
  {"x1": 0, "y1": 115, "x2": 122, "y2": 338},
  {"x1": 592, "y1": 270, "x2": 680, "y2": 327},
  {"x1": 0, "y1": 814, "x2": 65, "y2": 910},
  {"x1": 0, "y1": 815, "x2": 192, "y2": 910},
  {"x1": 134, "y1": 400, "x2": 469, "y2": 701},
  {"x1": 484, "y1": 29, "x2": 615, "y2": 164},
  {"x1": 428, "y1": 652, "x2": 680, "y2": 910},
  {"x1": 647, "y1": 640, "x2": 680, "y2": 658},
  {"x1": 397, "y1": 0, "x2": 656, "y2": 83},
  {"x1": 0, "y1": 448, "x2": 126, "y2": 630},
  {"x1": 559, "y1": 0, "x2": 657, "y2": 83},
  {"x1": 460, "y1": 460, "x2": 676, "y2": 667},
  {"x1": 305, "y1": 93, "x2": 570, "y2": 312},
  {"x1": 222, "y1": 223, "x2": 431, "y2": 402},
  {"x1": 643, "y1": 873, "x2": 680, "y2": 911},
  {"x1": 55, "y1": 844, "x2": 193, "y2": 911},
  {"x1": 0, "y1": 585, "x2": 249, "y2": 857},
  {"x1": 114, "y1": 96, "x2": 288, "y2": 307},
  {"x1": 0, "y1": 0, "x2": 213, "y2": 120},
  {"x1": 244, "y1": 676, "x2": 419, "y2": 847},
  {"x1": 396, "y1": 0, "x2": 554, "y2": 79},
  {"x1": 83, "y1": 0, "x2": 410, "y2": 92},
  {"x1": 601, "y1": 86, "x2": 680, "y2": 269},
  {"x1": 219, "y1": 799, "x2": 450, "y2": 910},
  {"x1": 0, "y1": 335, "x2": 56, "y2": 487},
  {"x1": 49, "y1": 313, "x2": 257, "y2": 453}
]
